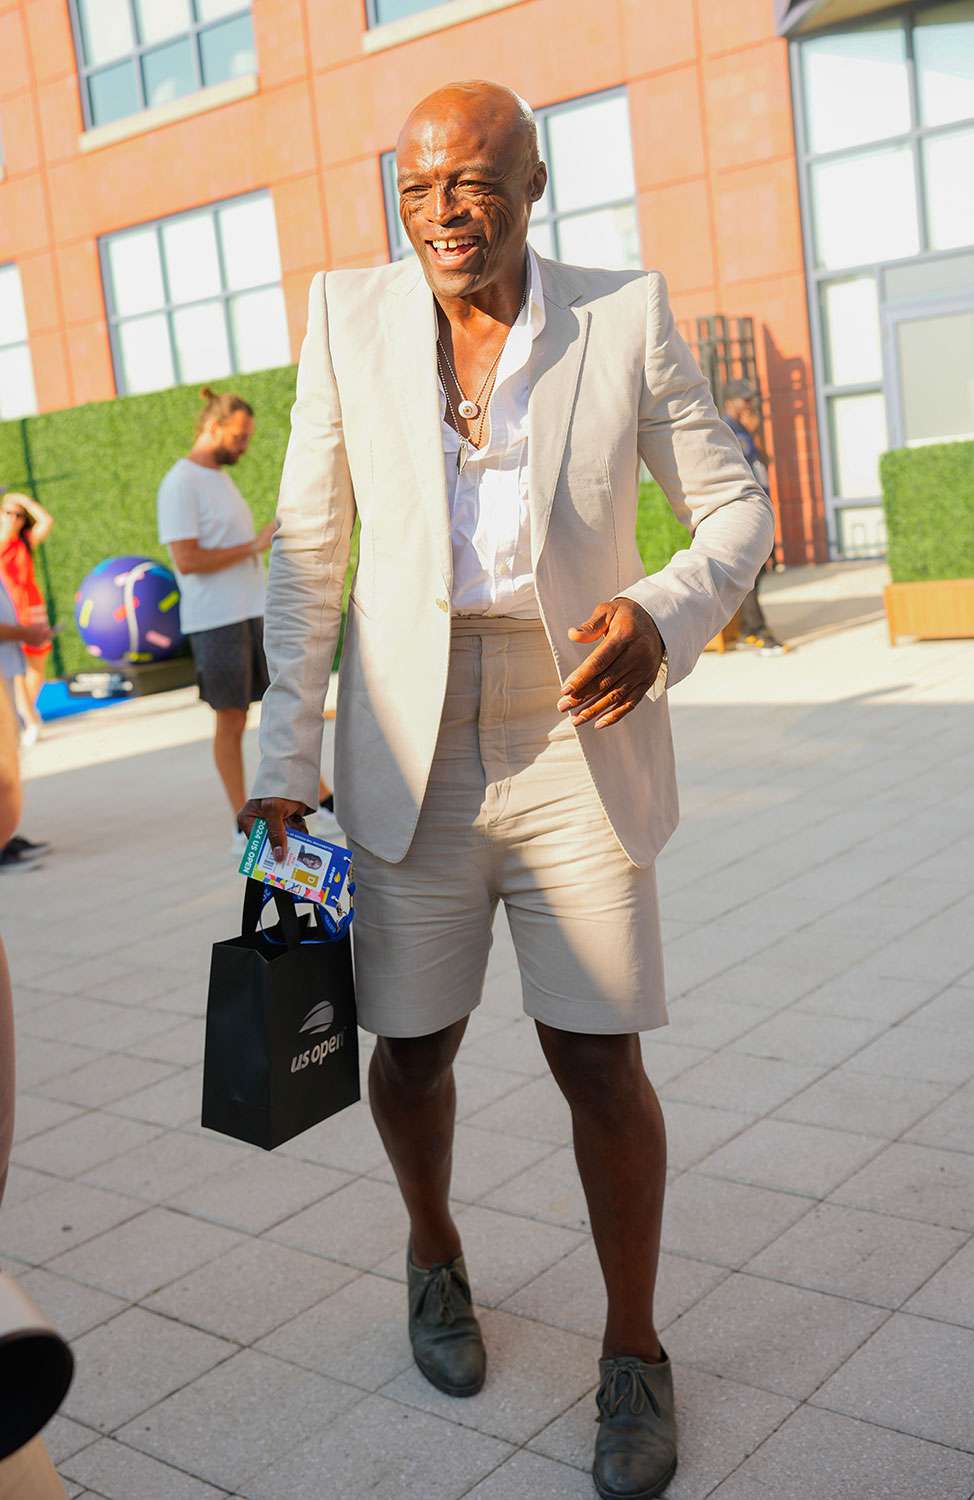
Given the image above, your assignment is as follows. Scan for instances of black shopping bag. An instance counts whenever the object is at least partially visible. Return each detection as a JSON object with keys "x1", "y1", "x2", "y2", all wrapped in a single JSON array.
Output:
[{"x1": 202, "y1": 878, "x2": 359, "y2": 1150}]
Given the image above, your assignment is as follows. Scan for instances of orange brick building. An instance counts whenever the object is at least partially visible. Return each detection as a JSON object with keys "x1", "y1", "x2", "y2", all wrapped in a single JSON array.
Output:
[{"x1": 3, "y1": 0, "x2": 972, "y2": 564}]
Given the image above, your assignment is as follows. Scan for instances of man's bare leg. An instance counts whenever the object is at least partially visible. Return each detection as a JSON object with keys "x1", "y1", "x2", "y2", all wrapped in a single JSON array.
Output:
[
  {"x1": 537, "y1": 1023, "x2": 666, "y2": 1362},
  {"x1": 368, "y1": 1018, "x2": 468, "y2": 1268},
  {"x1": 213, "y1": 707, "x2": 248, "y2": 818}
]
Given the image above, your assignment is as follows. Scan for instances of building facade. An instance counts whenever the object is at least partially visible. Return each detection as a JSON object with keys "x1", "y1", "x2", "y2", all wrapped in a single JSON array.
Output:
[{"x1": 1, "y1": 0, "x2": 972, "y2": 563}]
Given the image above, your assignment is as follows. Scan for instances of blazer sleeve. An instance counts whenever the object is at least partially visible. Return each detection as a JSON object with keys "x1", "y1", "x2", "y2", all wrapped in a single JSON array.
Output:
[
  {"x1": 251, "y1": 272, "x2": 356, "y2": 810},
  {"x1": 618, "y1": 272, "x2": 776, "y2": 689}
]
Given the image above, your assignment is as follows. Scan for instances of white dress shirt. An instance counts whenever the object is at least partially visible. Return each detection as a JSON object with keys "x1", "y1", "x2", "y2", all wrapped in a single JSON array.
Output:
[{"x1": 440, "y1": 248, "x2": 545, "y2": 618}]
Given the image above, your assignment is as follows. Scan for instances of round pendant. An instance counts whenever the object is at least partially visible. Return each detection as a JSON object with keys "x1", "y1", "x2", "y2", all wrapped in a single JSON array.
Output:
[{"x1": 457, "y1": 399, "x2": 480, "y2": 420}]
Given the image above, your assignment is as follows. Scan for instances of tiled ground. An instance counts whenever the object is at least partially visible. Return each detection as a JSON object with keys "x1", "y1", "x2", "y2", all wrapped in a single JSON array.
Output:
[{"x1": 3, "y1": 587, "x2": 974, "y2": 1500}]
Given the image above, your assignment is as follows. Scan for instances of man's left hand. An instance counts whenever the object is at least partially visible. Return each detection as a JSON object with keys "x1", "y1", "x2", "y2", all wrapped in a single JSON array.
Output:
[{"x1": 558, "y1": 598, "x2": 664, "y2": 730}]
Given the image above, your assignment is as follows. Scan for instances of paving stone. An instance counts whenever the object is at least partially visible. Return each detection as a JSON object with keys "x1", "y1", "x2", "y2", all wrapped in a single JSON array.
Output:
[
  {"x1": 530, "y1": 1361, "x2": 795, "y2": 1497},
  {"x1": 108, "y1": 1067, "x2": 203, "y2": 1127},
  {"x1": 41, "y1": 1414, "x2": 100, "y2": 1464},
  {"x1": 903, "y1": 1080, "x2": 974, "y2": 1153},
  {"x1": 900, "y1": 984, "x2": 974, "y2": 1033},
  {"x1": 658, "y1": 998, "x2": 768, "y2": 1051},
  {"x1": 237, "y1": 1393, "x2": 509, "y2": 1500},
  {"x1": 146, "y1": 1238, "x2": 355, "y2": 1344},
  {"x1": 454, "y1": 1061, "x2": 527, "y2": 1120},
  {"x1": 730, "y1": 1011, "x2": 883, "y2": 1069},
  {"x1": 905, "y1": 1237, "x2": 974, "y2": 1328},
  {"x1": 697, "y1": 1119, "x2": 883, "y2": 1199},
  {"x1": 167, "y1": 1152, "x2": 351, "y2": 1233},
  {"x1": 461, "y1": 1449, "x2": 595, "y2": 1499},
  {"x1": 267, "y1": 1176, "x2": 409, "y2": 1269},
  {"x1": 812, "y1": 1312, "x2": 974, "y2": 1451},
  {"x1": 464, "y1": 1076, "x2": 572, "y2": 1145},
  {"x1": 831, "y1": 1142, "x2": 974, "y2": 1230},
  {"x1": 127, "y1": 1019, "x2": 206, "y2": 1066},
  {"x1": 480, "y1": 1145, "x2": 589, "y2": 1230},
  {"x1": 64, "y1": 1307, "x2": 233, "y2": 1432},
  {"x1": 16, "y1": 1267, "x2": 128, "y2": 1339},
  {"x1": 63, "y1": 1437, "x2": 227, "y2": 1499},
  {"x1": 10, "y1": 1038, "x2": 99, "y2": 1091},
  {"x1": 664, "y1": 1272, "x2": 887, "y2": 1400},
  {"x1": 81, "y1": 967, "x2": 194, "y2": 1009},
  {"x1": 661, "y1": 1051, "x2": 824, "y2": 1116},
  {"x1": 12, "y1": 1111, "x2": 161, "y2": 1179},
  {"x1": 774, "y1": 1068, "x2": 950, "y2": 1139},
  {"x1": 0, "y1": 1163, "x2": 60, "y2": 1207},
  {"x1": 710, "y1": 1404, "x2": 974, "y2": 1500},
  {"x1": 661, "y1": 1173, "x2": 813, "y2": 1268},
  {"x1": 846, "y1": 1025, "x2": 974, "y2": 1087},
  {"x1": 48, "y1": 1206, "x2": 242, "y2": 1300},
  {"x1": 662, "y1": 1100, "x2": 755, "y2": 1170},
  {"x1": 745, "y1": 1202, "x2": 965, "y2": 1308},
  {"x1": 276, "y1": 1100, "x2": 387, "y2": 1174},
  {"x1": 794, "y1": 970, "x2": 943, "y2": 1025},
  {"x1": 37, "y1": 1054, "x2": 177, "y2": 1110},
  {"x1": 82, "y1": 1129, "x2": 255, "y2": 1201},
  {"x1": 369, "y1": 1123, "x2": 553, "y2": 1204},
  {"x1": 380, "y1": 1307, "x2": 598, "y2": 1444},
  {"x1": 461, "y1": 1018, "x2": 549, "y2": 1076},
  {"x1": 11, "y1": 1094, "x2": 83, "y2": 1142},
  {"x1": 683, "y1": 959, "x2": 822, "y2": 1012},
  {"x1": 0, "y1": 1181, "x2": 143, "y2": 1266},
  {"x1": 117, "y1": 1348, "x2": 363, "y2": 1491},
  {"x1": 256, "y1": 1271, "x2": 411, "y2": 1389},
  {"x1": 19, "y1": 996, "x2": 178, "y2": 1051},
  {"x1": 641, "y1": 1038, "x2": 714, "y2": 1086}
]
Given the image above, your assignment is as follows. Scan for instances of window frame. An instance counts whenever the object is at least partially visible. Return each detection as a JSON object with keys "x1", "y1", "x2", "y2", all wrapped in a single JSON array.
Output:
[
  {"x1": 382, "y1": 86, "x2": 640, "y2": 267},
  {"x1": 99, "y1": 189, "x2": 287, "y2": 396},
  {"x1": 790, "y1": 1, "x2": 974, "y2": 558},
  {"x1": 68, "y1": 0, "x2": 254, "y2": 131},
  {"x1": 0, "y1": 262, "x2": 38, "y2": 420}
]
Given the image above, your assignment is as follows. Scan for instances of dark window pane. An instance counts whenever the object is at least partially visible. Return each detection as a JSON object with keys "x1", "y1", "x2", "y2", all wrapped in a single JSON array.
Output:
[
  {"x1": 200, "y1": 14, "x2": 257, "y2": 86},
  {"x1": 142, "y1": 36, "x2": 197, "y2": 109},
  {"x1": 88, "y1": 59, "x2": 141, "y2": 126}
]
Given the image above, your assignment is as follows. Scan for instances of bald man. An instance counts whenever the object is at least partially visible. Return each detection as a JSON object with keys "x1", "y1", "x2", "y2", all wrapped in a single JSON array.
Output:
[{"x1": 242, "y1": 82, "x2": 774, "y2": 1499}]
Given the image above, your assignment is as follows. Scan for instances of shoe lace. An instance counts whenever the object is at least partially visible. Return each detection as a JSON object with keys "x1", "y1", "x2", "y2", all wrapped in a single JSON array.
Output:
[
  {"x1": 416, "y1": 1264, "x2": 465, "y2": 1326},
  {"x1": 596, "y1": 1364, "x2": 662, "y2": 1425}
]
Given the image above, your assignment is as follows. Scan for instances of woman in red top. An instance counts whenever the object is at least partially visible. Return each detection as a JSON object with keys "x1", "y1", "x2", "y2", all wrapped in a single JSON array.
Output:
[{"x1": 0, "y1": 492, "x2": 54, "y2": 745}]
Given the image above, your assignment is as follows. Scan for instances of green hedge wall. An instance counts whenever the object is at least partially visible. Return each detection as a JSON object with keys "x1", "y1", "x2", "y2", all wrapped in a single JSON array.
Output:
[
  {"x1": 0, "y1": 371, "x2": 685, "y2": 678},
  {"x1": 881, "y1": 440, "x2": 974, "y2": 584}
]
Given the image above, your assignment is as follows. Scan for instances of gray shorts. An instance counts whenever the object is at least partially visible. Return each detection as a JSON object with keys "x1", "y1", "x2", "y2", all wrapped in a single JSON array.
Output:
[{"x1": 188, "y1": 617, "x2": 269, "y2": 712}]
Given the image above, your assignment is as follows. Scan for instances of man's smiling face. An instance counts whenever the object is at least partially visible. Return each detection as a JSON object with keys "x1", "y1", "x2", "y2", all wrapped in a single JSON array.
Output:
[{"x1": 396, "y1": 84, "x2": 547, "y2": 301}]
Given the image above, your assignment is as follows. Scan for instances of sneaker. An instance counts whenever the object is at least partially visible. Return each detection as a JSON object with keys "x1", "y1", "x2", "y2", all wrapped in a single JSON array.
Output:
[
  {"x1": 5, "y1": 835, "x2": 50, "y2": 860},
  {"x1": 20, "y1": 722, "x2": 40, "y2": 748},
  {"x1": 0, "y1": 843, "x2": 46, "y2": 872},
  {"x1": 231, "y1": 827, "x2": 249, "y2": 860},
  {"x1": 742, "y1": 632, "x2": 788, "y2": 656},
  {"x1": 309, "y1": 806, "x2": 346, "y2": 846}
]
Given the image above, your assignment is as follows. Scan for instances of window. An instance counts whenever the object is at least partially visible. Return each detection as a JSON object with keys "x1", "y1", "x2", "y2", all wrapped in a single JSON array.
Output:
[
  {"x1": 382, "y1": 88, "x2": 640, "y2": 272},
  {"x1": 794, "y1": 3, "x2": 974, "y2": 557},
  {"x1": 70, "y1": 0, "x2": 256, "y2": 129},
  {"x1": 368, "y1": 0, "x2": 440, "y2": 22},
  {"x1": 0, "y1": 266, "x2": 38, "y2": 420},
  {"x1": 100, "y1": 192, "x2": 290, "y2": 395}
]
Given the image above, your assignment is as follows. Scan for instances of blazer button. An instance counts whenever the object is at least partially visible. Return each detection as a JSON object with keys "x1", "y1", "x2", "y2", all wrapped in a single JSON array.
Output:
[{"x1": 435, "y1": 598, "x2": 449, "y2": 613}]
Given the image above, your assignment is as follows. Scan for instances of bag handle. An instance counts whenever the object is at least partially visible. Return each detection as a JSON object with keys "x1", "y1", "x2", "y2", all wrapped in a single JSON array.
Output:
[{"x1": 242, "y1": 878, "x2": 302, "y2": 950}]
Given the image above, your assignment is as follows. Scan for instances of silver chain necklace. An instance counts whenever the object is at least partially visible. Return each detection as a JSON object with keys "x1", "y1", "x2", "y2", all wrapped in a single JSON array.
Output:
[{"x1": 437, "y1": 283, "x2": 528, "y2": 475}]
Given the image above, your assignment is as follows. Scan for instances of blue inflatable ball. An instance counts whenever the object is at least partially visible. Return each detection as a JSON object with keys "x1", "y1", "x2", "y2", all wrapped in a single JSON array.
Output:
[{"x1": 75, "y1": 556, "x2": 183, "y2": 664}]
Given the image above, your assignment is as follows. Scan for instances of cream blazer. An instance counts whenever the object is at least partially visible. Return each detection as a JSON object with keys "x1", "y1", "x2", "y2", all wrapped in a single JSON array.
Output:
[{"x1": 252, "y1": 256, "x2": 775, "y2": 867}]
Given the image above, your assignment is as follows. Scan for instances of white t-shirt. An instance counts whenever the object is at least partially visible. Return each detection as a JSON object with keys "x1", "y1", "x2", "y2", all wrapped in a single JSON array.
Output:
[{"x1": 157, "y1": 458, "x2": 266, "y2": 634}]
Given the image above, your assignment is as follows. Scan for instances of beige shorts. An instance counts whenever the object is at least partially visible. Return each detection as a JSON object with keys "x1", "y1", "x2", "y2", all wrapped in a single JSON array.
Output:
[{"x1": 349, "y1": 617, "x2": 667, "y2": 1038}]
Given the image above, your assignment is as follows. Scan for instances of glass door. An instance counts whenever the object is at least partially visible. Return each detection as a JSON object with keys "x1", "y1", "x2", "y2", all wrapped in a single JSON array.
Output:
[{"x1": 883, "y1": 296, "x2": 974, "y2": 448}]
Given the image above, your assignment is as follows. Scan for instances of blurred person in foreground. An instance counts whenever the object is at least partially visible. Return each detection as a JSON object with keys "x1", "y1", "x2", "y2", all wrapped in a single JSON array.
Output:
[
  {"x1": 241, "y1": 82, "x2": 774, "y2": 1499},
  {"x1": 0, "y1": 575, "x2": 52, "y2": 873},
  {"x1": 0, "y1": 491, "x2": 55, "y2": 745},
  {"x1": 157, "y1": 389, "x2": 338, "y2": 857},
  {"x1": 720, "y1": 380, "x2": 785, "y2": 655},
  {"x1": 0, "y1": 679, "x2": 68, "y2": 1498}
]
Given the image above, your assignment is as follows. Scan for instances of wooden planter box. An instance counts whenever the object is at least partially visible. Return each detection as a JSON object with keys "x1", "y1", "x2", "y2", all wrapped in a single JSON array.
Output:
[{"x1": 885, "y1": 579, "x2": 974, "y2": 644}]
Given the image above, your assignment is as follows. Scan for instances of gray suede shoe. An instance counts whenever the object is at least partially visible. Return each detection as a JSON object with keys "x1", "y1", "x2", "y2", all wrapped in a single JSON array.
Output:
[
  {"x1": 406, "y1": 1247, "x2": 486, "y2": 1397},
  {"x1": 593, "y1": 1352, "x2": 677, "y2": 1499}
]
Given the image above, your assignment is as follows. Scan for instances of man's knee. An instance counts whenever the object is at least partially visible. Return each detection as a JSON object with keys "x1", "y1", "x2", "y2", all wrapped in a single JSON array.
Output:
[
  {"x1": 538, "y1": 1024, "x2": 647, "y2": 1113},
  {"x1": 372, "y1": 1018, "x2": 467, "y2": 1097},
  {"x1": 215, "y1": 707, "x2": 247, "y2": 737}
]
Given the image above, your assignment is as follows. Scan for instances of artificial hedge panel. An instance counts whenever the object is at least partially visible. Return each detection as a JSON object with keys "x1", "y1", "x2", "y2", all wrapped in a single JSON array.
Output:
[
  {"x1": 0, "y1": 368, "x2": 686, "y2": 678},
  {"x1": 881, "y1": 440, "x2": 974, "y2": 584}
]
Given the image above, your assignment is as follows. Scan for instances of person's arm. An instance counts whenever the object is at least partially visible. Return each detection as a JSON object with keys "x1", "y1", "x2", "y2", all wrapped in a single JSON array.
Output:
[
  {"x1": 19, "y1": 496, "x2": 53, "y2": 545},
  {"x1": 0, "y1": 621, "x2": 52, "y2": 648},
  {"x1": 168, "y1": 524, "x2": 275, "y2": 577},
  {"x1": 243, "y1": 273, "x2": 355, "y2": 853},
  {"x1": 0, "y1": 682, "x2": 21, "y2": 846}
]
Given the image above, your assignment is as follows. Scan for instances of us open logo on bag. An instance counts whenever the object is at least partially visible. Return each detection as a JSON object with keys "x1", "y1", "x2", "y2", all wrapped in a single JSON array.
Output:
[{"x1": 291, "y1": 1000, "x2": 346, "y2": 1073}]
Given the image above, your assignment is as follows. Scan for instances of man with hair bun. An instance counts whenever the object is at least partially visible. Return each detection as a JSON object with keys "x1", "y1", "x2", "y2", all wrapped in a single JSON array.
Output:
[{"x1": 157, "y1": 387, "x2": 276, "y2": 852}]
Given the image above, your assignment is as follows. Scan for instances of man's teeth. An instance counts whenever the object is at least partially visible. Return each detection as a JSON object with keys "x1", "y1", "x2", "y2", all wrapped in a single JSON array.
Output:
[{"x1": 432, "y1": 239, "x2": 476, "y2": 251}]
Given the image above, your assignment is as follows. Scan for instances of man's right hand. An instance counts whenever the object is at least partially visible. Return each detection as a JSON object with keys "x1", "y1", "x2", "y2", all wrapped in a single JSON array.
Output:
[
  {"x1": 237, "y1": 797, "x2": 310, "y2": 860},
  {"x1": 22, "y1": 622, "x2": 53, "y2": 649},
  {"x1": 254, "y1": 520, "x2": 277, "y2": 554}
]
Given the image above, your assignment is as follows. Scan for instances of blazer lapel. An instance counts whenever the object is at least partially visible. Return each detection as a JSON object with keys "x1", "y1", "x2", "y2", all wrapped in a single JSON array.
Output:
[
  {"x1": 383, "y1": 268, "x2": 452, "y2": 591},
  {"x1": 528, "y1": 262, "x2": 589, "y2": 568}
]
